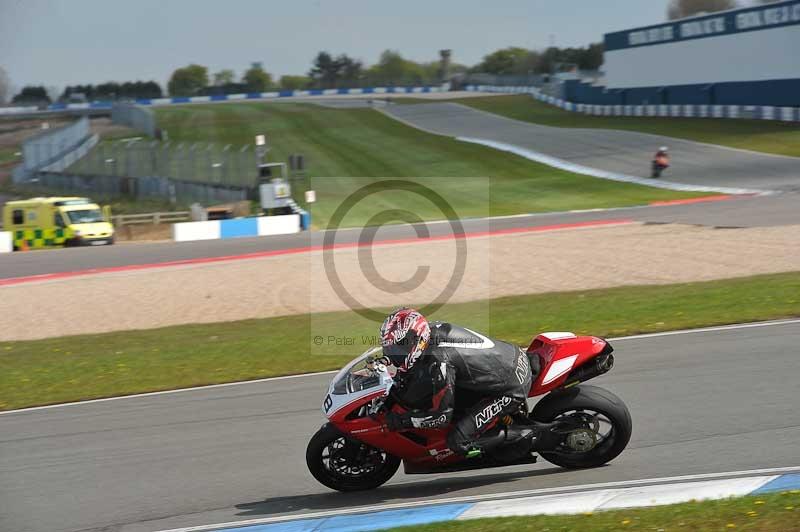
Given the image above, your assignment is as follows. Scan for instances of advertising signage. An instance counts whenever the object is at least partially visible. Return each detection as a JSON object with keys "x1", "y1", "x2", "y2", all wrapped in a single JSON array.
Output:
[{"x1": 605, "y1": 0, "x2": 800, "y2": 51}]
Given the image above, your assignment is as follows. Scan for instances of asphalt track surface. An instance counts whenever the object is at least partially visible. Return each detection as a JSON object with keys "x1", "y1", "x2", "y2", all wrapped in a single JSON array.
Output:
[
  {"x1": 2, "y1": 320, "x2": 799, "y2": 532},
  {"x1": 385, "y1": 102, "x2": 800, "y2": 192},
  {"x1": 2, "y1": 191, "x2": 799, "y2": 280}
]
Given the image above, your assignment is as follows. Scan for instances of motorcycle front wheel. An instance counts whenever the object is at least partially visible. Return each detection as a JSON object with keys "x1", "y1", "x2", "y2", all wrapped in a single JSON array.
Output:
[
  {"x1": 531, "y1": 385, "x2": 632, "y2": 469},
  {"x1": 306, "y1": 423, "x2": 401, "y2": 492}
]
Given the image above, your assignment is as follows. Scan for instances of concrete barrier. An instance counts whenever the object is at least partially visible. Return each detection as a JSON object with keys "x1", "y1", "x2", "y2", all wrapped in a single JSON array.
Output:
[
  {"x1": 256, "y1": 215, "x2": 300, "y2": 236},
  {"x1": 172, "y1": 220, "x2": 221, "y2": 242},
  {"x1": 172, "y1": 214, "x2": 301, "y2": 242},
  {"x1": 0, "y1": 231, "x2": 13, "y2": 253}
]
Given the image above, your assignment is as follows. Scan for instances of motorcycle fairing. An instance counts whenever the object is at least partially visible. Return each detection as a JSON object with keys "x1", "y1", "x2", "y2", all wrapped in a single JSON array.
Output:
[{"x1": 527, "y1": 333, "x2": 609, "y2": 396}]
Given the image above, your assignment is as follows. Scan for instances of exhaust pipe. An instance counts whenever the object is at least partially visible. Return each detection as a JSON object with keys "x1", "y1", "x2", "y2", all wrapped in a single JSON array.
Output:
[{"x1": 561, "y1": 343, "x2": 614, "y2": 389}]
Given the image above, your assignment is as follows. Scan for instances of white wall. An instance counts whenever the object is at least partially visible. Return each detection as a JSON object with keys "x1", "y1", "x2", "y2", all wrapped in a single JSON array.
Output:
[
  {"x1": 604, "y1": 24, "x2": 800, "y2": 88},
  {"x1": 172, "y1": 221, "x2": 221, "y2": 242},
  {"x1": 257, "y1": 214, "x2": 300, "y2": 236},
  {"x1": 0, "y1": 232, "x2": 12, "y2": 253}
]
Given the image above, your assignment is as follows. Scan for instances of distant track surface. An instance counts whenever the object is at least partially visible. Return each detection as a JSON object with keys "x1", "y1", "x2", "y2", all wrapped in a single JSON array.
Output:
[
  {"x1": 384, "y1": 103, "x2": 800, "y2": 191},
  {"x1": 1, "y1": 320, "x2": 799, "y2": 532},
  {"x1": 1, "y1": 192, "x2": 799, "y2": 280}
]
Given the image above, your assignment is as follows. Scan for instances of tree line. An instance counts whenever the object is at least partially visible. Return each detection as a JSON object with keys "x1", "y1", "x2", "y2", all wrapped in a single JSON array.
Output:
[
  {"x1": 5, "y1": 44, "x2": 602, "y2": 103},
  {"x1": 165, "y1": 51, "x2": 459, "y2": 96},
  {"x1": 472, "y1": 45, "x2": 604, "y2": 76},
  {"x1": 62, "y1": 81, "x2": 163, "y2": 101},
  {"x1": 10, "y1": 81, "x2": 162, "y2": 104}
]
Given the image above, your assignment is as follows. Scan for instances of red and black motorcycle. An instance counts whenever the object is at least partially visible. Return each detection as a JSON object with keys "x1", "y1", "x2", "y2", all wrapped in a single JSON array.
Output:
[{"x1": 306, "y1": 332, "x2": 632, "y2": 491}]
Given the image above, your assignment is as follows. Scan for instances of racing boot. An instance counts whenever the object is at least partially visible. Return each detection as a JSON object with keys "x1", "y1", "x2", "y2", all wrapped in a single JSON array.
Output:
[{"x1": 463, "y1": 426, "x2": 535, "y2": 458}]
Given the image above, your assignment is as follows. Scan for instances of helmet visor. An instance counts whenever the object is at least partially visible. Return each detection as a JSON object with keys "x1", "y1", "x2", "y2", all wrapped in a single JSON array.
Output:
[{"x1": 382, "y1": 342, "x2": 411, "y2": 367}]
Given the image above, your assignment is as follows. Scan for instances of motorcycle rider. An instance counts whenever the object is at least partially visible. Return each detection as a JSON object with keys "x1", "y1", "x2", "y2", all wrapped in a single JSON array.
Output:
[
  {"x1": 652, "y1": 146, "x2": 670, "y2": 177},
  {"x1": 379, "y1": 308, "x2": 537, "y2": 457}
]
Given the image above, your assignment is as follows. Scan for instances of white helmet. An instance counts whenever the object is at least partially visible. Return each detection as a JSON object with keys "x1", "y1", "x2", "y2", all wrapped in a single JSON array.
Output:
[{"x1": 660, "y1": 146, "x2": 669, "y2": 152}]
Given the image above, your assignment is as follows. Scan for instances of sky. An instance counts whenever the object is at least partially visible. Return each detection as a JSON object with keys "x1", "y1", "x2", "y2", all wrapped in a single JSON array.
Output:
[{"x1": 0, "y1": 0, "x2": 762, "y2": 94}]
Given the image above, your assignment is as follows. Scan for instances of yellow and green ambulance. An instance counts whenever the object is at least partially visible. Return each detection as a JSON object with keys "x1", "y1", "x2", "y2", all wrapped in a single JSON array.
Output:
[{"x1": 2, "y1": 197, "x2": 114, "y2": 250}]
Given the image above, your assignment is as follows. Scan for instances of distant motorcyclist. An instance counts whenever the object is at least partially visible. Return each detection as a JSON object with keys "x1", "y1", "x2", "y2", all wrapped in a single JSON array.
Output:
[
  {"x1": 379, "y1": 308, "x2": 536, "y2": 457},
  {"x1": 652, "y1": 146, "x2": 670, "y2": 178}
]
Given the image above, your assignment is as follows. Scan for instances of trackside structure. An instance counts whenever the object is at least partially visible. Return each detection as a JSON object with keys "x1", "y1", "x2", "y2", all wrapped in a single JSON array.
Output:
[{"x1": 569, "y1": 0, "x2": 800, "y2": 107}]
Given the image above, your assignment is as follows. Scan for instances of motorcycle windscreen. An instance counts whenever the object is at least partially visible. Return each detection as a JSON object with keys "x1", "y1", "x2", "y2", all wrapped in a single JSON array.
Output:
[{"x1": 331, "y1": 352, "x2": 397, "y2": 395}]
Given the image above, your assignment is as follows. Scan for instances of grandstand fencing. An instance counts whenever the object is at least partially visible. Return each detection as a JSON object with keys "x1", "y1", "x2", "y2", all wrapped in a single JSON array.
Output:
[
  {"x1": 12, "y1": 117, "x2": 97, "y2": 183},
  {"x1": 32, "y1": 171, "x2": 250, "y2": 204},
  {"x1": 66, "y1": 140, "x2": 260, "y2": 187},
  {"x1": 22, "y1": 139, "x2": 263, "y2": 205}
]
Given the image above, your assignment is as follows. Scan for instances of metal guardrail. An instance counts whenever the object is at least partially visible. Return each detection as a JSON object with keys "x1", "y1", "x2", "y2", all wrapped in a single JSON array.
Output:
[{"x1": 111, "y1": 211, "x2": 190, "y2": 226}]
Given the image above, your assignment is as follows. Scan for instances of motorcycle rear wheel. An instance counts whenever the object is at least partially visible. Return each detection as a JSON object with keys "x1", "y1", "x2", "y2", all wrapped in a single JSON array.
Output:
[
  {"x1": 306, "y1": 423, "x2": 401, "y2": 492},
  {"x1": 531, "y1": 385, "x2": 632, "y2": 469}
]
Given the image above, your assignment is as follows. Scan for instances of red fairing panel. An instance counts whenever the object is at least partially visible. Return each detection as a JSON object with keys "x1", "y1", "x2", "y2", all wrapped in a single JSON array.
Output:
[
  {"x1": 328, "y1": 390, "x2": 460, "y2": 467},
  {"x1": 527, "y1": 333, "x2": 608, "y2": 397}
]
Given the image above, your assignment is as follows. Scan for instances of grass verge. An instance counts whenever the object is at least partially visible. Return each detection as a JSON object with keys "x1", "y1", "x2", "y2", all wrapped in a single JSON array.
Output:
[
  {"x1": 386, "y1": 491, "x2": 800, "y2": 532},
  {"x1": 2, "y1": 271, "x2": 800, "y2": 410},
  {"x1": 399, "y1": 95, "x2": 800, "y2": 158},
  {"x1": 0, "y1": 147, "x2": 21, "y2": 165},
  {"x1": 152, "y1": 102, "x2": 703, "y2": 227}
]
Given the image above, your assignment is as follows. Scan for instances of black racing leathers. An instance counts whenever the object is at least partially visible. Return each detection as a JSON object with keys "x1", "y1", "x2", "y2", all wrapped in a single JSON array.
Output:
[{"x1": 388, "y1": 322, "x2": 534, "y2": 454}]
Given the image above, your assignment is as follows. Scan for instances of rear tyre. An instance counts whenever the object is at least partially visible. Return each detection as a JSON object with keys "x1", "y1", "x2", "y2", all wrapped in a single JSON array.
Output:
[
  {"x1": 531, "y1": 385, "x2": 632, "y2": 469},
  {"x1": 306, "y1": 423, "x2": 400, "y2": 492}
]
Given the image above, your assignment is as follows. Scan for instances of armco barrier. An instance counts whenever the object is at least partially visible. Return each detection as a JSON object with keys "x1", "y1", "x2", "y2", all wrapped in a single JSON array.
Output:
[
  {"x1": 0, "y1": 232, "x2": 12, "y2": 253},
  {"x1": 172, "y1": 214, "x2": 301, "y2": 242},
  {"x1": 465, "y1": 85, "x2": 800, "y2": 123},
  {"x1": 0, "y1": 105, "x2": 38, "y2": 115}
]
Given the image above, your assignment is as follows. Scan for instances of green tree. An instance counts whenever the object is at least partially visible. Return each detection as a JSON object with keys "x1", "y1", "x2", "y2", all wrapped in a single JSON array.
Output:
[
  {"x1": 213, "y1": 69, "x2": 236, "y2": 86},
  {"x1": 308, "y1": 51, "x2": 338, "y2": 88},
  {"x1": 366, "y1": 50, "x2": 426, "y2": 86},
  {"x1": 279, "y1": 75, "x2": 311, "y2": 90},
  {"x1": 336, "y1": 54, "x2": 363, "y2": 86},
  {"x1": 0, "y1": 66, "x2": 10, "y2": 104},
  {"x1": 580, "y1": 43, "x2": 604, "y2": 71},
  {"x1": 167, "y1": 64, "x2": 209, "y2": 96},
  {"x1": 475, "y1": 47, "x2": 530, "y2": 75},
  {"x1": 308, "y1": 52, "x2": 362, "y2": 88},
  {"x1": 12, "y1": 85, "x2": 50, "y2": 104},
  {"x1": 242, "y1": 63, "x2": 273, "y2": 92},
  {"x1": 667, "y1": 0, "x2": 738, "y2": 20}
]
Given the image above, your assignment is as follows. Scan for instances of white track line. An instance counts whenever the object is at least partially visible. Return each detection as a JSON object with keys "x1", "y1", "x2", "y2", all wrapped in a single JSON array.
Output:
[
  {"x1": 0, "y1": 370, "x2": 338, "y2": 416},
  {"x1": 609, "y1": 318, "x2": 800, "y2": 341},
  {"x1": 2, "y1": 318, "x2": 799, "y2": 416},
  {"x1": 155, "y1": 466, "x2": 800, "y2": 532}
]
